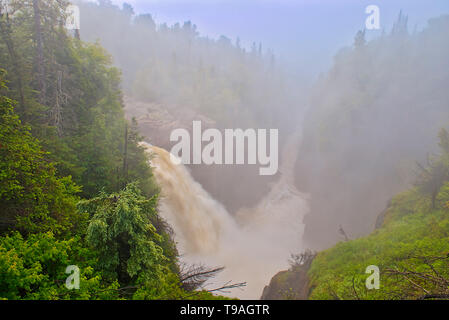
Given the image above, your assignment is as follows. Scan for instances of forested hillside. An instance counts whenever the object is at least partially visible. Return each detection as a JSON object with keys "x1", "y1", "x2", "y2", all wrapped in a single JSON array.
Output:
[
  {"x1": 0, "y1": 0, "x2": 227, "y2": 300},
  {"x1": 263, "y1": 128, "x2": 449, "y2": 300},
  {"x1": 259, "y1": 13, "x2": 449, "y2": 300},
  {"x1": 74, "y1": 0, "x2": 308, "y2": 214},
  {"x1": 2, "y1": 0, "x2": 449, "y2": 302},
  {"x1": 296, "y1": 13, "x2": 449, "y2": 249},
  {"x1": 308, "y1": 128, "x2": 449, "y2": 299},
  {"x1": 75, "y1": 0, "x2": 304, "y2": 130}
]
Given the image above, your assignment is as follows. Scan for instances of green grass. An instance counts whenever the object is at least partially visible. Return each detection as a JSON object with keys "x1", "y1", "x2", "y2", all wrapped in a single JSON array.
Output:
[{"x1": 307, "y1": 187, "x2": 449, "y2": 300}]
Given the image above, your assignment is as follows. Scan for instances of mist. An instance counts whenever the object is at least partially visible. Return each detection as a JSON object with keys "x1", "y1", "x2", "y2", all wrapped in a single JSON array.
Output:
[
  {"x1": 74, "y1": 0, "x2": 449, "y2": 298},
  {"x1": 85, "y1": 0, "x2": 449, "y2": 77},
  {"x1": 142, "y1": 136, "x2": 306, "y2": 299}
]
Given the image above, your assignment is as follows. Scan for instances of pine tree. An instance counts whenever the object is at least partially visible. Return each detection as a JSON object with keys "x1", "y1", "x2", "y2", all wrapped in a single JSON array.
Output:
[{"x1": 0, "y1": 73, "x2": 80, "y2": 235}]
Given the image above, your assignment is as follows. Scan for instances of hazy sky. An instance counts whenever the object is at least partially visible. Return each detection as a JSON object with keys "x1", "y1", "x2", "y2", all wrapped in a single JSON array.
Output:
[{"x1": 92, "y1": 0, "x2": 449, "y2": 76}]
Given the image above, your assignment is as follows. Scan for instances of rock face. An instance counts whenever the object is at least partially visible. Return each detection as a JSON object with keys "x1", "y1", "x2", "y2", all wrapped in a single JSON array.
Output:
[
  {"x1": 261, "y1": 252, "x2": 315, "y2": 300},
  {"x1": 260, "y1": 264, "x2": 311, "y2": 300},
  {"x1": 374, "y1": 199, "x2": 392, "y2": 230},
  {"x1": 261, "y1": 201, "x2": 392, "y2": 300},
  {"x1": 123, "y1": 96, "x2": 277, "y2": 214},
  {"x1": 123, "y1": 96, "x2": 217, "y2": 148}
]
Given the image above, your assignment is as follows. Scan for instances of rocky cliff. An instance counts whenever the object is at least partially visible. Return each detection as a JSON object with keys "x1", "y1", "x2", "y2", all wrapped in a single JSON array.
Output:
[
  {"x1": 261, "y1": 252, "x2": 315, "y2": 300},
  {"x1": 124, "y1": 96, "x2": 277, "y2": 214}
]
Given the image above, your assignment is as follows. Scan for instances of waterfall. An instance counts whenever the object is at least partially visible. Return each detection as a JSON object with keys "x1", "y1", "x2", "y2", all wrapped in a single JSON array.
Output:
[{"x1": 141, "y1": 134, "x2": 308, "y2": 299}]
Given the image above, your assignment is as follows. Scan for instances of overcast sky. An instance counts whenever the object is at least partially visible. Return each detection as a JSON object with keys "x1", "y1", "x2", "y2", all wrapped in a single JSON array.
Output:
[{"x1": 88, "y1": 0, "x2": 449, "y2": 76}]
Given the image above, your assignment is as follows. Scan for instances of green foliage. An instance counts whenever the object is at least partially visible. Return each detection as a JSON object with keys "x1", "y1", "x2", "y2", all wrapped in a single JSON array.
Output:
[
  {"x1": 415, "y1": 129, "x2": 449, "y2": 208},
  {"x1": 437, "y1": 183, "x2": 449, "y2": 210},
  {"x1": 81, "y1": 183, "x2": 180, "y2": 298},
  {"x1": 0, "y1": 2, "x2": 232, "y2": 301},
  {"x1": 0, "y1": 1, "x2": 157, "y2": 199},
  {"x1": 308, "y1": 132, "x2": 449, "y2": 299},
  {"x1": 0, "y1": 231, "x2": 119, "y2": 300},
  {"x1": 295, "y1": 14, "x2": 449, "y2": 247},
  {"x1": 77, "y1": 0, "x2": 301, "y2": 129},
  {"x1": 0, "y1": 77, "x2": 82, "y2": 235},
  {"x1": 308, "y1": 195, "x2": 449, "y2": 299}
]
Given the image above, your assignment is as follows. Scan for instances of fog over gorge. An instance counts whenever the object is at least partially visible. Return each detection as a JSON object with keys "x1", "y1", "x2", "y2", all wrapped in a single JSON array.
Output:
[
  {"x1": 73, "y1": 0, "x2": 449, "y2": 298},
  {"x1": 1, "y1": 0, "x2": 449, "y2": 303}
]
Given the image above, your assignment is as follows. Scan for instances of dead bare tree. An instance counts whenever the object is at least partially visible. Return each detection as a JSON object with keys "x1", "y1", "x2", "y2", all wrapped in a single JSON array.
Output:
[
  {"x1": 289, "y1": 249, "x2": 316, "y2": 269},
  {"x1": 0, "y1": 1, "x2": 26, "y2": 116},
  {"x1": 338, "y1": 224, "x2": 350, "y2": 241},
  {"x1": 49, "y1": 69, "x2": 66, "y2": 135},
  {"x1": 33, "y1": 0, "x2": 47, "y2": 105},
  {"x1": 179, "y1": 263, "x2": 225, "y2": 291},
  {"x1": 180, "y1": 280, "x2": 247, "y2": 300},
  {"x1": 206, "y1": 281, "x2": 247, "y2": 294},
  {"x1": 385, "y1": 254, "x2": 449, "y2": 300}
]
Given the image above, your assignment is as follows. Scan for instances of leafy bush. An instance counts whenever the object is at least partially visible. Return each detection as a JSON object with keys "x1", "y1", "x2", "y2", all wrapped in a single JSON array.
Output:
[
  {"x1": 0, "y1": 232, "x2": 119, "y2": 300},
  {"x1": 0, "y1": 79, "x2": 82, "y2": 235}
]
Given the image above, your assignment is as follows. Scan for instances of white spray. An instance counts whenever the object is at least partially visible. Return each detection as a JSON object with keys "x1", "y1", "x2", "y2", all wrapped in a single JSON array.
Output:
[{"x1": 141, "y1": 133, "x2": 308, "y2": 299}]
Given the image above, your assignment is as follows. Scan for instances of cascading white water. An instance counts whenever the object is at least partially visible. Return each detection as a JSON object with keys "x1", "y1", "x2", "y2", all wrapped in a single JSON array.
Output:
[{"x1": 141, "y1": 134, "x2": 308, "y2": 299}]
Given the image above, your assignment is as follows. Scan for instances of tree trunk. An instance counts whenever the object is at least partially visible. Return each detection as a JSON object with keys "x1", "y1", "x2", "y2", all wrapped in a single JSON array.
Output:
[
  {"x1": 122, "y1": 123, "x2": 128, "y2": 187},
  {"x1": 0, "y1": 12, "x2": 26, "y2": 118},
  {"x1": 432, "y1": 191, "x2": 437, "y2": 209},
  {"x1": 33, "y1": 0, "x2": 46, "y2": 105}
]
